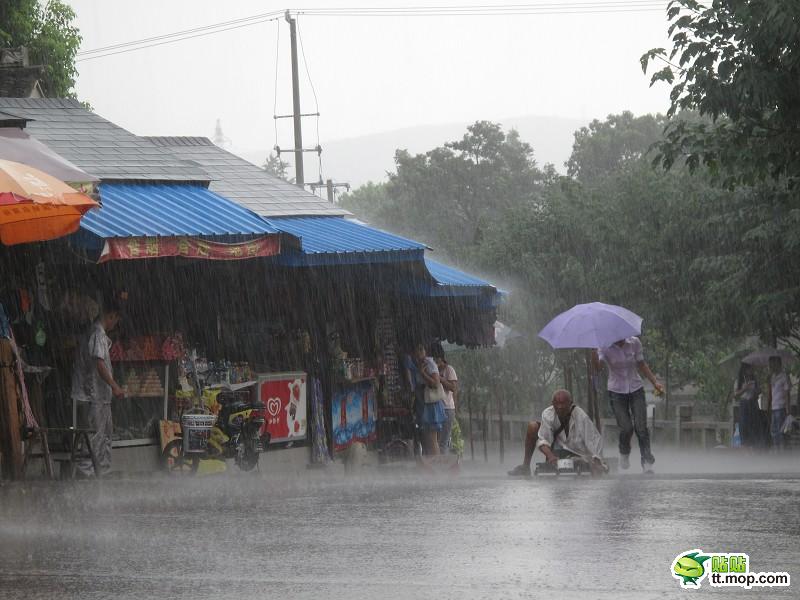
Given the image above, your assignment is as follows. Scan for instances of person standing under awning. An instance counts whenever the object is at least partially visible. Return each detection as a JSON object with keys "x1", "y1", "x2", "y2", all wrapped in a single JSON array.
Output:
[{"x1": 71, "y1": 298, "x2": 125, "y2": 476}]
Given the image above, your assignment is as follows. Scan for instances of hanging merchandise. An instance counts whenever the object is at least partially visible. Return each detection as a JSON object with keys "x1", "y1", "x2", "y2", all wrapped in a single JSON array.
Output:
[
  {"x1": 310, "y1": 377, "x2": 330, "y2": 464},
  {"x1": 35, "y1": 262, "x2": 51, "y2": 311},
  {"x1": 18, "y1": 289, "x2": 33, "y2": 324},
  {"x1": 0, "y1": 303, "x2": 11, "y2": 339},
  {"x1": 34, "y1": 322, "x2": 46, "y2": 347}
]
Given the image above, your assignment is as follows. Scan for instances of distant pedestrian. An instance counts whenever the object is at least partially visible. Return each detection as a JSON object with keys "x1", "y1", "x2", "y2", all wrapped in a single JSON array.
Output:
[
  {"x1": 735, "y1": 363, "x2": 761, "y2": 449},
  {"x1": 431, "y1": 344, "x2": 458, "y2": 453},
  {"x1": 592, "y1": 336, "x2": 663, "y2": 473},
  {"x1": 769, "y1": 357, "x2": 790, "y2": 450}
]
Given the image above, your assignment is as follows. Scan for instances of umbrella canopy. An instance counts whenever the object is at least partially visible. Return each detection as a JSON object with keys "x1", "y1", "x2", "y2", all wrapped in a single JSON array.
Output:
[
  {"x1": 538, "y1": 302, "x2": 643, "y2": 349},
  {"x1": 0, "y1": 128, "x2": 99, "y2": 183},
  {"x1": 741, "y1": 348, "x2": 796, "y2": 368},
  {"x1": 0, "y1": 159, "x2": 99, "y2": 245}
]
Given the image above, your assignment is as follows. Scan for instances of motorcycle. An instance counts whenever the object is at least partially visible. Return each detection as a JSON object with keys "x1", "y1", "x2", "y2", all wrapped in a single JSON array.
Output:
[
  {"x1": 206, "y1": 389, "x2": 270, "y2": 471},
  {"x1": 161, "y1": 388, "x2": 270, "y2": 474}
]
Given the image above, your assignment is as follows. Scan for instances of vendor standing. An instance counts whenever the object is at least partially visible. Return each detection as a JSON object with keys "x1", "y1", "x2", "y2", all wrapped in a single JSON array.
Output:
[
  {"x1": 71, "y1": 300, "x2": 125, "y2": 476},
  {"x1": 592, "y1": 336, "x2": 663, "y2": 473}
]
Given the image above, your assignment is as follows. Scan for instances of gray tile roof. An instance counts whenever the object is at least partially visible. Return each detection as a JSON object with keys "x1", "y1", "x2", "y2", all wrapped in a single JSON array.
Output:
[
  {"x1": 146, "y1": 136, "x2": 350, "y2": 217},
  {"x1": 0, "y1": 98, "x2": 209, "y2": 182}
]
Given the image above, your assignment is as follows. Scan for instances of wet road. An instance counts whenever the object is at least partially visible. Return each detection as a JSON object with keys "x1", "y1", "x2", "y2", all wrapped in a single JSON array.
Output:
[{"x1": 1, "y1": 453, "x2": 798, "y2": 599}]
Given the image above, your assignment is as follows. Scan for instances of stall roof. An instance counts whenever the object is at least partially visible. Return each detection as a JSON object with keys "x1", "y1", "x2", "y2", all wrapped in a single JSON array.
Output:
[
  {"x1": 81, "y1": 183, "x2": 279, "y2": 238},
  {"x1": 425, "y1": 258, "x2": 499, "y2": 289},
  {"x1": 0, "y1": 98, "x2": 209, "y2": 182},
  {"x1": 268, "y1": 216, "x2": 426, "y2": 265},
  {"x1": 145, "y1": 136, "x2": 350, "y2": 217}
]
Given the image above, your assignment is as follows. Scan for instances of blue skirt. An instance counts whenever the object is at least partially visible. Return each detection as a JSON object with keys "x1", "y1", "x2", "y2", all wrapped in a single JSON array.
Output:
[{"x1": 420, "y1": 400, "x2": 446, "y2": 432}]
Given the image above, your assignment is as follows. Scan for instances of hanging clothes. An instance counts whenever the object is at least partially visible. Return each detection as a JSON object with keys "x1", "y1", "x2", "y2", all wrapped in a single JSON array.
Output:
[{"x1": 310, "y1": 377, "x2": 330, "y2": 464}]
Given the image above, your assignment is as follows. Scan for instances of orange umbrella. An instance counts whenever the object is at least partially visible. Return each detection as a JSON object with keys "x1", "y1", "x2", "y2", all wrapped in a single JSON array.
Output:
[{"x1": 0, "y1": 159, "x2": 99, "y2": 245}]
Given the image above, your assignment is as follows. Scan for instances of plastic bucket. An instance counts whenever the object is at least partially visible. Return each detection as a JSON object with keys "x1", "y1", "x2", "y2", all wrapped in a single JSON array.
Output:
[{"x1": 181, "y1": 413, "x2": 216, "y2": 454}]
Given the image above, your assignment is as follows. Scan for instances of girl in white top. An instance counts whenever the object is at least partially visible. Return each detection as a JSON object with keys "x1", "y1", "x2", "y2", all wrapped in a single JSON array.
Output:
[{"x1": 592, "y1": 336, "x2": 663, "y2": 472}]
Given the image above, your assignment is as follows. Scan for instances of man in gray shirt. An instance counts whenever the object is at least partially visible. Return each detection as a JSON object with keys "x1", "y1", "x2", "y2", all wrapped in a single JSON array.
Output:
[{"x1": 71, "y1": 301, "x2": 125, "y2": 476}]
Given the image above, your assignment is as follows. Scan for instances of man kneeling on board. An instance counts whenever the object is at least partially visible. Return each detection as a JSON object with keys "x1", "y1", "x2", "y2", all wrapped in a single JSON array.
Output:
[{"x1": 508, "y1": 390, "x2": 606, "y2": 476}]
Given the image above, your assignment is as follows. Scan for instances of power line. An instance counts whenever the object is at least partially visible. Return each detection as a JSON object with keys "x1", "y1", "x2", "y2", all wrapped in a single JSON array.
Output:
[
  {"x1": 77, "y1": 2, "x2": 687, "y2": 61},
  {"x1": 76, "y1": 14, "x2": 283, "y2": 62},
  {"x1": 77, "y1": 9, "x2": 285, "y2": 56}
]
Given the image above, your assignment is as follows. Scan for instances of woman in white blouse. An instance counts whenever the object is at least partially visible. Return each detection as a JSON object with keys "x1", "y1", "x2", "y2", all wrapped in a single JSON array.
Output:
[{"x1": 592, "y1": 337, "x2": 663, "y2": 473}]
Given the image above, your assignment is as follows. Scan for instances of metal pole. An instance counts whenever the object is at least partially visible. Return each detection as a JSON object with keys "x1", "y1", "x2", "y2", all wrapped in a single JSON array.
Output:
[
  {"x1": 497, "y1": 393, "x2": 504, "y2": 464},
  {"x1": 468, "y1": 391, "x2": 475, "y2": 461},
  {"x1": 326, "y1": 179, "x2": 334, "y2": 204},
  {"x1": 285, "y1": 11, "x2": 304, "y2": 187},
  {"x1": 482, "y1": 407, "x2": 488, "y2": 463}
]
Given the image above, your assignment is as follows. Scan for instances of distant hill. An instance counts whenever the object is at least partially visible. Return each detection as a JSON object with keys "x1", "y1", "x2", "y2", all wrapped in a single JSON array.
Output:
[{"x1": 236, "y1": 114, "x2": 587, "y2": 189}]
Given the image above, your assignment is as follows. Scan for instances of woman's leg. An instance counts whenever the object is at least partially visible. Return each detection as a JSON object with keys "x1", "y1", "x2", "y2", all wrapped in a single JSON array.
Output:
[
  {"x1": 630, "y1": 388, "x2": 654, "y2": 465},
  {"x1": 610, "y1": 392, "x2": 634, "y2": 457},
  {"x1": 439, "y1": 409, "x2": 454, "y2": 453},
  {"x1": 425, "y1": 430, "x2": 440, "y2": 455}
]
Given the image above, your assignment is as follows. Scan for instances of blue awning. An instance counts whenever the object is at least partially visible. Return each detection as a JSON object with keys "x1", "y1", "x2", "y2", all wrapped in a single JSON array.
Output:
[
  {"x1": 82, "y1": 183, "x2": 279, "y2": 239},
  {"x1": 268, "y1": 216, "x2": 425, "y2": 265},
  {"x1": 425, "y1": 259, "x2": 498, "y2": 289}
]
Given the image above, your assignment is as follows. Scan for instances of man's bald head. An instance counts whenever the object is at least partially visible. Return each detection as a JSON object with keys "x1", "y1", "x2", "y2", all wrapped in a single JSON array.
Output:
[{"x1": 552, "y1": 389, "x2": 573, "y2": 419}]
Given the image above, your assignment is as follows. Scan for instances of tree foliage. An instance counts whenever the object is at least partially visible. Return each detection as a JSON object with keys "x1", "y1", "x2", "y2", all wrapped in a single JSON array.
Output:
[
  {"x1": 341, "y1": 121, "x2": 550, "y2": 259},
  {"x1": 641, "y1": 0, "x2": 800, "y2": 189},
  {"x1": 343, "y1": 114, "x2": 788, "y2": 418},
  {"x1": 0, "y1": 0, "x2": 81, "y2": 98},
  {"x1": 262, "y1": 152, "x2": 291, "y2": 182}
]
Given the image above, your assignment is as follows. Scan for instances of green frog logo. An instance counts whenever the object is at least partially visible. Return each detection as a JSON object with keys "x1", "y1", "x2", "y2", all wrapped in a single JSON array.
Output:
[{"x1": 672, "y1": 550, "x2": 711, "y2": 588}]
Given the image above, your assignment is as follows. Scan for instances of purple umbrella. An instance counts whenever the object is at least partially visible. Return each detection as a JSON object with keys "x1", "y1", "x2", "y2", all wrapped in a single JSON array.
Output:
[
  {"x1": 538, "y1": 302, "x2": 643, "y2": 350},
  {"x1": 741, "y1": 348, "x2": 795, "y2": 368}
]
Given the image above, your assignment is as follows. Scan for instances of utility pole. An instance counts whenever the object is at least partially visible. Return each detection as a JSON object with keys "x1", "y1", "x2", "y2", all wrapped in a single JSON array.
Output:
[
  {"x1": 286, "y1": 10, "x2": 304, "y2": 187},
  {"x1": 308, "y1": 179, "x2": 350, "y2": 204}
]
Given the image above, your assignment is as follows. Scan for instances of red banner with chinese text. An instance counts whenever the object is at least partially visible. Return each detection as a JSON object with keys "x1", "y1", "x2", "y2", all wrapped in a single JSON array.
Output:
[{"x1": 99, "y1": 235, "x2": 280, "y2": 263}]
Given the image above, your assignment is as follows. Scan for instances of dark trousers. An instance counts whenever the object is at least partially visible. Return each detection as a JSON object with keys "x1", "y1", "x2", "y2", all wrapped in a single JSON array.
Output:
[{"x1": 609, "y1": 388, "x2": 654, "y2": 465}]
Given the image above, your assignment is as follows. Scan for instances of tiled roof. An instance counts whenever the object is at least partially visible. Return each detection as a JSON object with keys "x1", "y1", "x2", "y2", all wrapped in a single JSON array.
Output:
[
  {"x1": 145, "y1": 136, "x2": 350, "y2": 217},
  {"x1": 0, "y1": 98, "x2": 209, "y2": 182}
]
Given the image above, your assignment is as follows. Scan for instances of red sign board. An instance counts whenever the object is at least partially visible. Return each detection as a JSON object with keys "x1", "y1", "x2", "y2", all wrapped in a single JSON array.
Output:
[
  {"x1": 257, "y1": 372, "x2": 307, "y2": 444},
  {"x1": 99, "y1": 235, "x2": 280, "y2": 263}
]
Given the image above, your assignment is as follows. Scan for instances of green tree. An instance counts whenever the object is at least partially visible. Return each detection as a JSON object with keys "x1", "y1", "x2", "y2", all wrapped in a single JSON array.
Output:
[
  {"x1": 0, "y1": 0, "x2": 81, "y2": 98},
  {"x1": 262, "y1": 152, "x2": 291, "y2": 182},
  {"x1": 642, "y1": 1, "x2": 800, "y2": 343},
  {"x1": 641, "y1": 0, "x2": 800, "y2": 188},
  {"x1": 341, "y1": 121, "x2": 547, "y2": 259},
  {"x1": 567, "y1": 111, "x2": 665, "y2": 184}
]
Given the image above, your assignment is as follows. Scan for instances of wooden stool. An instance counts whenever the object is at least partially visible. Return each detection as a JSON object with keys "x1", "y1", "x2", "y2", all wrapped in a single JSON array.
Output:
[
  {"x1": 21, "y1": 428, "x2": 55, "y2": 480},
  {"x1": 41, "y1": 427, "x2": 101, "y2": 479}
]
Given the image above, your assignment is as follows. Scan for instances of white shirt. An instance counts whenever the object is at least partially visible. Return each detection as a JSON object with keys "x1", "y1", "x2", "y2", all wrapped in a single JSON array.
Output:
[
  {"x1": 440, "y1": 364, "x2": 458, "y2": 409},
  {"x1": 771, "y1": 372, "x2": 789, "y2": 411},
  {"x1": 536, "y1": 405, "x2": 604, "y2": 462},
  {"x1": 71, "y1": 320, "x2": 113, "y2": 405},
  {"x1": 598, "y1": 336, "x2": 645, "y2": 394}
]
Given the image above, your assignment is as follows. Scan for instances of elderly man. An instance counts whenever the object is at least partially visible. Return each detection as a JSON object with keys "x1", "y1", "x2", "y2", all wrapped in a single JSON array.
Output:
[
  {"x1": 509, "y1": 390, "x2": 605, "y2": 476},
  {"x1": 71, "y1": 299, "x2": 125, "y2": 476}
]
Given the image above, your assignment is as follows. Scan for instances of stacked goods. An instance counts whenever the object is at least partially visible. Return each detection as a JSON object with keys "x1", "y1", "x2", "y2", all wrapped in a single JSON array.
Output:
[{"x1": 122, "y1": 367, "x2": 164, "y2": 398}]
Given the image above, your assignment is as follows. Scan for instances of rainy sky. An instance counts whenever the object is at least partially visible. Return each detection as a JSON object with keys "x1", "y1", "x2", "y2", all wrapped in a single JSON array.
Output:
[{"x1": 68, "y1": 0, "x2": 672, "y2": 157}]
